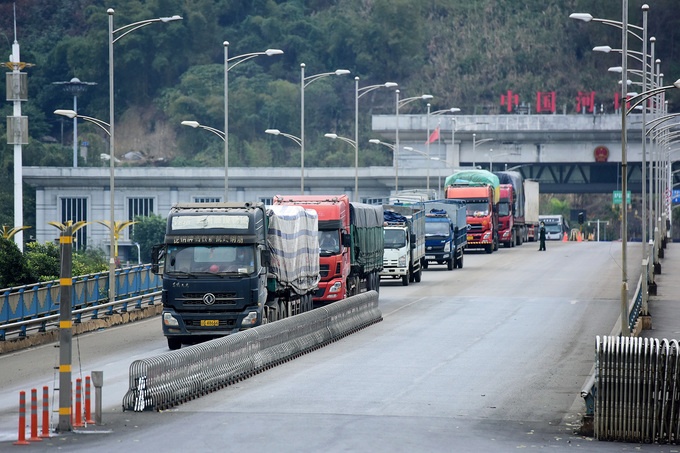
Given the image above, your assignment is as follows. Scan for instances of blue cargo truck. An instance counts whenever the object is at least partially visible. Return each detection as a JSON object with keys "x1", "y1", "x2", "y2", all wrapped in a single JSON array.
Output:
[
  {"x1": 151, "y1": 202, "x2": 320, "y2": 350},
  {"x1": 423, "y1": 200, "x2": 468, "y2": 270}
]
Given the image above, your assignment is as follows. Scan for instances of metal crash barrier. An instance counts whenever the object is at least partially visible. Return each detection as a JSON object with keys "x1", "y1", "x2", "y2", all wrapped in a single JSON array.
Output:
[
  {"x1": 594, "y1": 335, "x2": 680, "y2": 443},
  {"x1": 122, "y1": 291, "x2": 381, "y2": 411}
]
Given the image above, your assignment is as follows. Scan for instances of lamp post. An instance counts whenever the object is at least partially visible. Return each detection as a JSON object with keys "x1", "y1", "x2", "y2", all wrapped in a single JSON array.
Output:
[
  {"x1": 472, "y1": 134, "x2": 494, "y2": 168},
  {"x1": 265, "y1": 130, "x2": 303, "y2": 178},
  {"x1": 427, "y1": 105, "x2": 461, "y2": 192},
  {"x1": 108, "y1": 8, "x2": 182, "y2": 316},
  {"x1": 52, "y1": 78, "x2": 97, "y2": 167},
  {"x1": 301, "y1": 64, "x2": 350, "y2": 194},
  {"x1": 369, "y1": 139, "x2": 398, "y2": 192},
  {"x1": 224, "y1": 42, "x2": 283, "y2": 201},
  {"x1": 395, "y1": 90, "x2": 433, "y2": 192},
  {"x1": 355, "y1": 78, "x2": 398, "y2": 201},
  {"x1": 324, "y1": 134, "x2": 358, "y2": 197}
]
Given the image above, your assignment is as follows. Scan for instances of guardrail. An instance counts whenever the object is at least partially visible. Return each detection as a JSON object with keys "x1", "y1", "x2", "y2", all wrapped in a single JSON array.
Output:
[
  {"x1": 0, "y1": 265, "x2": 162, "y2": 340},
  {"x1": 122, "y1": 290, "x2": 382, "y2": 412}
]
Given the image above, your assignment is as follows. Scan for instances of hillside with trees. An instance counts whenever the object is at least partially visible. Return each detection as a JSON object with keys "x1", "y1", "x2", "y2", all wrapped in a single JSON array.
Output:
[{"x1": 0, "y1": 0, "x2": 678, "y2": 237}]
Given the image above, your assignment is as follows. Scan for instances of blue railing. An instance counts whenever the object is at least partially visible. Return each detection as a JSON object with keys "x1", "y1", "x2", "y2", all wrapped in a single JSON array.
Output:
[{"x1": 0, "y1": 265, "x2": 162, "y2": 340}]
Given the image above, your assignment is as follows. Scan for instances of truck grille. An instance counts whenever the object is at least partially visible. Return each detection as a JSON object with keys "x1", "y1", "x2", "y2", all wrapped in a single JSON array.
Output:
[
  {"x1": 319, "y1": 264, "x2": 330, "y2": 278},
  {"x1": 178, "y1": 292, "x2": 240, "y2": 305}
]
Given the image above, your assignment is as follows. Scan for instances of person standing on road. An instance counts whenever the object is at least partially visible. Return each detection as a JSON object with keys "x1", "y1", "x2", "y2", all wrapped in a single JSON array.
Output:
[{"x1": 538, "y1": 221, "x2": 547, "y2": 251}]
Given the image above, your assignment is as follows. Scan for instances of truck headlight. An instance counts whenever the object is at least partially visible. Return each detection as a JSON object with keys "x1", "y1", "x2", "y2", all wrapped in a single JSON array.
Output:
[
  {"x1": 163, "y1": 312, "x2": 179, "y2": 327},
  {"x1": 398, "y1": 255, "x2": 407, "y2": 267},
  {"x1": 444, "y1": 241, "x2": 451, "y2": 252},
  {"x1": 241, "y1": 311, "x2": 259, "y2": 327},
  {"x1": 329, "y1": 281, "x2": 342, "y2": 293}
]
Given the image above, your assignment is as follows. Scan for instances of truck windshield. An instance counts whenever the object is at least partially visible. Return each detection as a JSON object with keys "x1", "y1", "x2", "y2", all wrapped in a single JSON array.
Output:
[
  {"x1": 165, "y1": 245, "x2": 255, "y2": 275},
  {"x1": 466, "y1": 202, "x2": 490, "y2": 217},
  {"x1": 544, "y1": 224, "x2": 562, "y2": 234},
  {"x1": 498, "y1": 201, "x2": 510, "y2": 216},
  {"x1": 425, "y1": 221, "x2": 450, "y2": 237},
  {"x1": 319, "y1": 230, "x2": 340, "y2": 255},
  {"x1": 384, "y1": 229, "x2": 406, "y2": 248}
]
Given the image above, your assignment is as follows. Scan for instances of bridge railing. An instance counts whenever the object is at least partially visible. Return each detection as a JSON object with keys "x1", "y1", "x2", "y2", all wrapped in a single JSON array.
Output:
[{"x1": 0, "y1": 265, "x2": 162, "y2": 340}]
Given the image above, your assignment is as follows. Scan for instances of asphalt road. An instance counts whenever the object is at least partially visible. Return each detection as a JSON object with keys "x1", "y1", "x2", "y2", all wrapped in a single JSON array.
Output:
[{"x1": 4, "y1": 240, "x2": 675, "y2": 452}]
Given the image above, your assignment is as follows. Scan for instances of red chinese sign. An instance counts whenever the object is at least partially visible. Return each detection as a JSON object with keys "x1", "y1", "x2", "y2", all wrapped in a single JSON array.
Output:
[
  {"x1": 500, "y1": 90, "x2": 520, "y2": 113},
  {"x1": 536, "y1": 91, "x2": 556, "y2": 114},
  {"x1": 576, "y1": 91, "x2": 595, "y2": 113}
]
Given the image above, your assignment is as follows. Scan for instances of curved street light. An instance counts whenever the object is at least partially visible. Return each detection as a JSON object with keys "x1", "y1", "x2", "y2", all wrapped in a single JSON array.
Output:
[
  {"x1": 355, "y1": 78, "x2": 398, "y2": 201},
  {"x1": 107, "y1": 8, "x2": 182, "y2": 312},
  {"x1": 55, "y1": 109, "x2": 111, "y2": 136},
  {"x1": 224, "y1": 42, "x2": 283, "y2": 201},
  {"x1": 472, "y1": 134, "x2": 494, "y2": 168},
  {"x1": 571, "y1": 4, "x2": 652, "y2": 336},
  {"x1": 301, "y1": 64, "x2": 351, "y2": 194},
  {"x1": 369, "y1": 138, "x2": 401, "y2": 193},
  {"x1": 426, "y1": 105, "x2": 461, "y2": 192},
  {"x1": 395, "y1": 90, "x2": 433, "y2": 192}
]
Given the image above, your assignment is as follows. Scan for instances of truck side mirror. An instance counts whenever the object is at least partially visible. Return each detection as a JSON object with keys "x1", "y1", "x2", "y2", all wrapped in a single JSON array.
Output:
[
  {"x1": 150, "y1": 244, "x2": 164, "y2": 275},
  {"x1": 410, "y1": 233, "x2": 416, "y2": 248},
  {"x1": 261, "y1": 249, "x2": 271, "y2": 267},
  {"x1": 341, "y1": 232, "x2": 351, "y2": 248}
]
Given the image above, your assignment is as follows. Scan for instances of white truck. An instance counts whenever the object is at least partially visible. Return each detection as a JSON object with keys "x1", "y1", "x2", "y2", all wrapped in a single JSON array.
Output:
[
  {"x1": 381, "y1": 203, "x2": 426, "y2": 286},
  {"x1": 524, "y1": 180, "x2": 540, "y2": 241}
]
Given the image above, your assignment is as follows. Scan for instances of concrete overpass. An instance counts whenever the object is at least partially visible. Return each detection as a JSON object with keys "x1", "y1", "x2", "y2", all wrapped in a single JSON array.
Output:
[{"x1": 22, "y1": 113, "x2": 680, "y2": 253}]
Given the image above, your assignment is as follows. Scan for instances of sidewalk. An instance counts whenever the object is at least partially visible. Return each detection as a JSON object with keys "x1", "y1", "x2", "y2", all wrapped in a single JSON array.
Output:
[{"x1": 639, "y1": 242, "x2": 680, "y2": 341}]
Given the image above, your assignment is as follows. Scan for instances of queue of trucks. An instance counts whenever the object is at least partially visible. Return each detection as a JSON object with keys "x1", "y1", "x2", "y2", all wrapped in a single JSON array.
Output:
[{"x1": 150, "y1": 170, "x2": 539, "y2": 348}]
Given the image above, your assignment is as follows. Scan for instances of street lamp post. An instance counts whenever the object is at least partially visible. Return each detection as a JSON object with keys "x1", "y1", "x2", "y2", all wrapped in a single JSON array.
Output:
[
  {"x1": 472, "y1": 134, "x2": 494, "y2": 168},
  {"x1": 355, "y1": 78, "x2": 397, "y2": 201},
  {"x1": 325, "y1": 134, "x2": 358, "y2": 196},
  {"x1": 181, "y1": 120, "x2": 225, "y2": 139},
  {"x1": 224, "y1": 43, "x2": 283, "y2": 201},
  {"x1": 301, "y1": 64, "x2": 350, "y2": 194},
  {"x1": 265, "y1": 130, "x2": 303, "y2": 176},
  {"x1": 427, "y1": 106, "x2": 461, "y2": 192},
  {"x1": 52, "y1": 77, "x2": 97, "y2": 167},
  {"x1": 395, "y1": 90, "x2": 433, "y2": 192},
  {"x1": 108, "y1": 8, "x2": 182, "y2": 318},
  {"x1": 369, "y1": 139, "x2": 398, "y2": 192}
]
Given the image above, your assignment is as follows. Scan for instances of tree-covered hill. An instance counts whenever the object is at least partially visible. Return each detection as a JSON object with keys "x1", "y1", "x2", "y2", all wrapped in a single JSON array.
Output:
[{"x1": 1, "y1": 0, "x2": 678, "y2": 174}]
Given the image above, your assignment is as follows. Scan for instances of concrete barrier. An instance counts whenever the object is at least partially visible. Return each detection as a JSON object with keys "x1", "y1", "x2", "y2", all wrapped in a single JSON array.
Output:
[{"x1": 122, "y1": 291, "x2": 381, "y2": 411}]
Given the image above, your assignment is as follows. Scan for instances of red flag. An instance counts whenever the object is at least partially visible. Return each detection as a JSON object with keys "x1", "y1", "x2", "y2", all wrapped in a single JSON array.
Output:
[{"x1": 427, "y1": 126, "x2": 440, "y2": 144}]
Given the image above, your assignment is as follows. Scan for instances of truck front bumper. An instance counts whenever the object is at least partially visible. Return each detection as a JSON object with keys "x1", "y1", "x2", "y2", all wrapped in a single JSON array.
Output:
[{"x1": 380, "y1": 267, "x2": 408, "y2": 277}]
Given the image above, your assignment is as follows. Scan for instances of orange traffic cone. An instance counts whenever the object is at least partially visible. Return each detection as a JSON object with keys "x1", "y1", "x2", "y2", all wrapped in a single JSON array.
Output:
[
  {"x1": 562, "y1": 232, "x2": 568, "y2": 242},
  {"x1": 577, "y1": 232, "x2": 583, "y2": 242}
]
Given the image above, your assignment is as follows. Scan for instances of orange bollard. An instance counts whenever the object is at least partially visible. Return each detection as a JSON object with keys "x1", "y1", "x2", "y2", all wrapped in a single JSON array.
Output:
[
  {"x1": 14, "y1": 391, "x2": 30, "y2": 445},
  {"x1": 39, "y1": 386, "x2": 50, "y2": 438},
  {"x1": 28, "y1": 388, "x2": 42, "y2": 442},
  {"x1": 85, "y1": 376, "x2": 94, "y2": 424},
  {"x1": 74, "y1": 378, "x2": 84, "y2": 428}
]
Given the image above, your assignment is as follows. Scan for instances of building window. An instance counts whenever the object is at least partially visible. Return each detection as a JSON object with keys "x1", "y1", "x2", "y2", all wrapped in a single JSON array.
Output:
[
  {"x1": 260, "y1": 197, "x2": 273, "y2": 206},
  {"x1": 61, "y1": 197, "x2": 88, "y2": 250},
  {"x1": 128, "y1": 197, "x2": 154, "y2": 239},
  {"x1": 194, "y1": 197, "x2": 221, "y2": 203}
]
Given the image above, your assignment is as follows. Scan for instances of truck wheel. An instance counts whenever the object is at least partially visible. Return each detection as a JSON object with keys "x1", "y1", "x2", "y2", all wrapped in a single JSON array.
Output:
[
  {"x1": 422, "y1": 260, "x2": 428, "y2": 269},
  {"x1": 415, "y1": 268, "x2": 422, "y2": 283},
  {"x1": 485, "y1": 244, "x2": 493, "y2": 254},
  {"x1": 402, "y1": 275, "x2": 409, "y2": 286},
  {"x1": 167, "y1": 337, "x2": 182, "y2": 350},
  {"x1": 457, "y1": 253, "x2": 464, "y2": 269},
  {"x1": 447, "y1": 258, "x2": 454, "y2": 270}
]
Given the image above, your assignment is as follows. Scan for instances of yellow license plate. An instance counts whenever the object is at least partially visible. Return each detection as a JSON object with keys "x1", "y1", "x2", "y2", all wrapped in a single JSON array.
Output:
[
  {"x1": 200, "y1": 319, "x2": 219, "y2": 327},
  {"x1": 467, "y1": 235, "x2": 473, "y2": 241}
]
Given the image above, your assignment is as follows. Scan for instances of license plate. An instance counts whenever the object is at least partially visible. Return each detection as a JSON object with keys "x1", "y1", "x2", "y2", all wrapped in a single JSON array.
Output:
[
  {"x1": 467, "y1": 235, "x2": 473, "y2": 241},
  {"x1": 200, "y1": 319, "x2": 219, "y2": 327},
  {"x1": 425, "y1": 255, "x2": 435, "y2": 259}
]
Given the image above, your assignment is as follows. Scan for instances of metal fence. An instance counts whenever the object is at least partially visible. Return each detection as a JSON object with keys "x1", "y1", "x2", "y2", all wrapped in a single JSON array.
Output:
[
  {"x1": 0, "y1": 265, "x2": 162, "y2": 340},
  {"x1": 122, "y1": 291, "x2": 382, "y2": 412},
  {"x1": 595, "y1": 336, "x2": 680, "y2": 443}
]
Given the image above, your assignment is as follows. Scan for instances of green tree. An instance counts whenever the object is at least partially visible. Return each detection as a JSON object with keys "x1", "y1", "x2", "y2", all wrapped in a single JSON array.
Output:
[
  {"x1": 131, "y1": 214, "x2": 167, "y2": 262},
  {"x1": 24, "y1": 241, "x2": 60, "y2": 282},
  {"x1": 0, "y1": 238, "x2": 33, "y2": 288}
]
